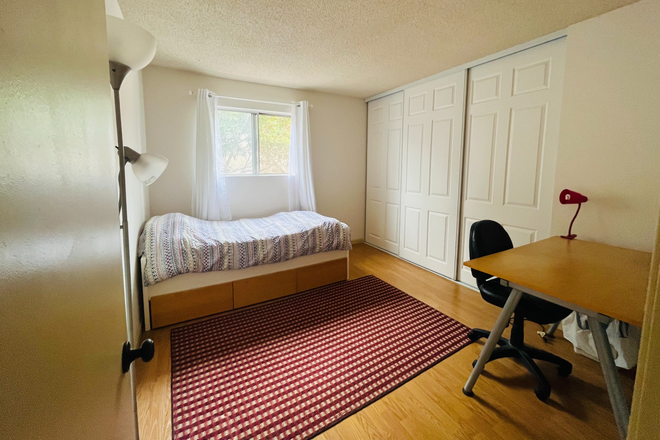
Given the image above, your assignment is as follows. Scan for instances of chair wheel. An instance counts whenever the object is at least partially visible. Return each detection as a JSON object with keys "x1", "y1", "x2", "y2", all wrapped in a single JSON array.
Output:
[
  {"x1": 467, "y1": 330, "x2": 480, "y2": 342},
  {"x1": 558, "y1": 363, "x2": 572, "y2": 377},
  {"x1": 535, "y1": 386, "x2": 551, "y2": 402}
]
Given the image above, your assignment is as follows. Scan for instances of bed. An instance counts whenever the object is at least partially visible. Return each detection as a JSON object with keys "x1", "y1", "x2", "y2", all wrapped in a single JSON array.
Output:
[{"x1": 139, "y1": 211, "x2": 352, "y2": 330}]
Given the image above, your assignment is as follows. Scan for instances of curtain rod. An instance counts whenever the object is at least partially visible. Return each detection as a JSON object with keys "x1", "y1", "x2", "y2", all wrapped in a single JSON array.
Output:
[{"x1": 188, "y1": 90, "x2": 312, "y2": 108}]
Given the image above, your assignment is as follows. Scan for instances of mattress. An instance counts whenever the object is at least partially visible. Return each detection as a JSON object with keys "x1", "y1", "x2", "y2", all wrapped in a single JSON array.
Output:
[{"x1": 139, "y1": 211, "x2": 352, "y2": 286}]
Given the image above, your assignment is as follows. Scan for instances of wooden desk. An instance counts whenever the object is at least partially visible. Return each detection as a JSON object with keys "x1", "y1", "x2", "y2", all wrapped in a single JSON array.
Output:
[{"x1": 462, "y1": 237, "x2": 651, "y2": 440}]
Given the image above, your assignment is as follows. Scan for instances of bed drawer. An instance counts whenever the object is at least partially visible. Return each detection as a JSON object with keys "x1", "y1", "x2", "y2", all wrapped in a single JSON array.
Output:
[
  {"x1": 150, "y1": 282, "x2": 233, "y2": 329},
  {"x1": 233, "y1": 269, "x2": 298, "y2": 308},
  {"x1": 296, "y1": 258, "x2": 348, "y2": 292}
]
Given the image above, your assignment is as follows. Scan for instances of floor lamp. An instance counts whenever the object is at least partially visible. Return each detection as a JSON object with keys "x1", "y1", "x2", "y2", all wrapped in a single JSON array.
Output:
[{"x1": 106, "y1": 15, "x2": 166, "y2": 373}]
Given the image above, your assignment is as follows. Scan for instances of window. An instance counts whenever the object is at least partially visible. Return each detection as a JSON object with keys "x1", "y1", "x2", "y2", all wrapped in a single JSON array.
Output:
[{"x1": 216, "y1": 108, "x2": 291, "y2": 175}]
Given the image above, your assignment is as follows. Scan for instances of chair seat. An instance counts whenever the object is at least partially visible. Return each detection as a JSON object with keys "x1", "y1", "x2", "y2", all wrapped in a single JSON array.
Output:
[{"x1": 479, "y1": 279, "x2": 571, "y2": 324}]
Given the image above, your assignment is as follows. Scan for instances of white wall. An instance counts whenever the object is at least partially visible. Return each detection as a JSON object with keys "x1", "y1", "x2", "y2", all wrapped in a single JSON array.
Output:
[
  {"x1": 551, "y1": 0, "x2": 660, "y2": 252},
  {"x1": 142, "y1": 66, "x2": 367, "y2": 240},
  {"x1": 106, "y1": 0, "x2": 151, "y2": 341}
]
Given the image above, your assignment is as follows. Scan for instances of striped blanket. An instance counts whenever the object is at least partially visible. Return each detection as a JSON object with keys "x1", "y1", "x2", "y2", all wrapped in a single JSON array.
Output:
[{"x1": 139, "y1": 211, "x2": 352, "y2": 286}]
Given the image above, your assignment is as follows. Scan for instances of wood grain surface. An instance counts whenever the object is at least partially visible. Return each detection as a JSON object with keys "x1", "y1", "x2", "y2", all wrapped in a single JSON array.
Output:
[
  {"x1": 465, "y1": 236, "x2": 651, "y2": 326},
  {"x1": 296, "y1": 258, "x2": 348, "y2": 292},
  {"x1": 150, "y1": 282, "x2": 233, "y2": 329}
]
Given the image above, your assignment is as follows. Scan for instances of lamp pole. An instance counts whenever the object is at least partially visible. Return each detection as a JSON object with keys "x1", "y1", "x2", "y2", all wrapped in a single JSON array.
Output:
[
  {"x1": 110, "y1": 61, "x2": 155, "y2": 373},
  {"x1": 109, "y1": 60, "x2": 155, "y2": 440},
  {"x1": 109, "y1": 61, "x2": 135, "y2": 346}
]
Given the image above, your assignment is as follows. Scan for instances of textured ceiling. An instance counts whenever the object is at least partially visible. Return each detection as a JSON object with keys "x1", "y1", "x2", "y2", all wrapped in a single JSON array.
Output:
[{"x1": 119, "y1": 0, "x2": 637, "y2": 98}]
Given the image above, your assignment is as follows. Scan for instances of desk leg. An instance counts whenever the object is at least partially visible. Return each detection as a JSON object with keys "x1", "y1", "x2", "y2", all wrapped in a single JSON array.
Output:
[
  {"x1": 587, "y1": 316, "x2": 629, "y2": 440},
  {"x1": 546, "y1": 321, "x2": 560, "y2": 337},
  {"x1": 463, "y1": 288, "x2": 523, "y2": 396}
]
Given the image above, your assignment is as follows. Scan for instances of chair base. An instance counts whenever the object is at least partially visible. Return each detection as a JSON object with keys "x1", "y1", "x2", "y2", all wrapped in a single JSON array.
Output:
[{"x1": 468, "y1": 328, "x2": 572, "y2": 401}]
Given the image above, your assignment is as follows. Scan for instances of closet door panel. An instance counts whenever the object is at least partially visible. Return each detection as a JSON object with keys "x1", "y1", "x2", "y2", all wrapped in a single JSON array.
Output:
[
  {"x1": 504, "y1": 104, "x2": 546, "y2": 207},
  {"x1": 429, "y1": 118, "x2": 453, "y2": 197},
  {"x1": 366, "y1": 199, "x2": 383, "y2": 242},
  {"x1": 405, "y1": 124, "x2": 424, "y2": 194},
  {"x1": 366, "y1": 130, "x2": 384, "y2": 190},
  {"x1": 365, "y1": 92, "x2": 404, "y2": 254},
  {"x1": 427, "y1": 211, "x2": 448, "y2": 263},
  {"x1": 458, "y1": 38, "x2": 566, "y2": 286},
  {"x1": 399, "y1": 70, "x2": 467, "y2": 278},
  {"x1": 465, "y1": 112, "x2": 498, "y2": 202},
  {"x1": 384, "y1": 203, "x2": 400, "y2": 244},
  {"x1": 386, "y1": 129, "x2": 402, "y2": 190},
  {"x1": 404, "y1": 207, "x2": 421, "y2": 253}
]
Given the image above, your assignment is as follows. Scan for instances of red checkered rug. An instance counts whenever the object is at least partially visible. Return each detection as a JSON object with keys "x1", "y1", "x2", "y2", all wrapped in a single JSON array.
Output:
[{"x1": 170, "y1": 275, "x2": 472, "y2": 440}]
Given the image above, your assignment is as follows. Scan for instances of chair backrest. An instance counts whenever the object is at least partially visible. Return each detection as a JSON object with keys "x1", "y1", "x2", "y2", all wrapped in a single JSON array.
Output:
[{"x1": 469, "y1": 220, "x2": 514, "y2": 285}]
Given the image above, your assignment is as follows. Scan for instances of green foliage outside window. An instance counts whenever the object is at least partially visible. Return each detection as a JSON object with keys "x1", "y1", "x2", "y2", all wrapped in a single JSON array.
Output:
[
  {"x1": 217, "y1": 109, "x2": 290, "y2": 175},
  {"x1": 259, "y1": 115, "x2": 290, "y2": 174},
  {"x1": 217, "y1": 110, "x2": 253, "y2": 174}
]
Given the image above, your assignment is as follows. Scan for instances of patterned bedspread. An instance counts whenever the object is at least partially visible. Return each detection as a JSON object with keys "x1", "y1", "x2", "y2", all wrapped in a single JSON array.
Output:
[{"x1": 139, "y1": 211, "x2": 352, "y2": 286}]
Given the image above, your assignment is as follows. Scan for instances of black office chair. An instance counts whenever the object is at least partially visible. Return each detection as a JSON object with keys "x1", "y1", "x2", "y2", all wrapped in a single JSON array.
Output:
[{"x1": 468, "y1": 220, "x2": 573, "y2": 401}]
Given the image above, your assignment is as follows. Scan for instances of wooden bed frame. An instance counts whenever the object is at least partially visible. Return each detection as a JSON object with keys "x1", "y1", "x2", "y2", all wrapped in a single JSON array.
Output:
[{"x1": 141, "y1": 250, "x2": 349, "y2": 330}]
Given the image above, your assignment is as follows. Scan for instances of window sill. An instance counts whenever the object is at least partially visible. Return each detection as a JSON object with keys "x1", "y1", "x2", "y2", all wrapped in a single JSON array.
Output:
[{"x1": 222, "y1": 174, "x2": 289, "y2": 178}]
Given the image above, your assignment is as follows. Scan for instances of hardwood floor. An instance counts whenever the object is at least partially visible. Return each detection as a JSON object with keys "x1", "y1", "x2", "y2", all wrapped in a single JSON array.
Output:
[{"x1": 135, "y1": 243, "x2": 635, "y2": 440}]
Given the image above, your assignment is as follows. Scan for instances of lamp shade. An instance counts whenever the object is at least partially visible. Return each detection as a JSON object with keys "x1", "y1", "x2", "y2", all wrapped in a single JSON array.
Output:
[
  {"x1": 559, "y1": 189, "x2": 588, "y2": 205},
  {"x1": 124, "y1": 147, "x2": 168, "y2": 186},
  {"x1": 106, "y1": 15, "x2": 156, "y2": 71}
]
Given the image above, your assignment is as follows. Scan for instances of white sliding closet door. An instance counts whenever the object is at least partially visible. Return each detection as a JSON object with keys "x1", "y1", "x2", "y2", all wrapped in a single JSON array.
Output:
[
  {"x1": 399, "y1": 71, "x2": 467, "y2": 278},
  {"x1": 365, "y1": 92, "x2": 404, "y2": 254},
  {"x1": 458, "y1": 38, "x2": 566, "y2": 286}
]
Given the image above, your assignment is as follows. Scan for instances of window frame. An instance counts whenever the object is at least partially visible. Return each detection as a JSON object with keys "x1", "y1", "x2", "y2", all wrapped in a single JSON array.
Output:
[{"x1": 216, "y1": 105, "x2": 292, "y2": 177}]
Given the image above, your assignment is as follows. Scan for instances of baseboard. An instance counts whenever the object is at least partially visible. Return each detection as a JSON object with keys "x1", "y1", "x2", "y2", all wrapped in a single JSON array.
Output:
[{"x1": 351, "y1": 238, "x2": 364, "y2": 245}]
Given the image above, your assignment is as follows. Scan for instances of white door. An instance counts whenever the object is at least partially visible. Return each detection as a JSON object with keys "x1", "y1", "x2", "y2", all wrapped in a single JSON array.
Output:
[
  {"x1": 399, "y1": 70, "x2": 467, "y2": 278},
  {"x1": 458, "y1": 38, "x2": 567, "y2": 286},
  {"x1": 0, "y1": 2, "x2": 138, "y2": 439},
  {"x1": 365, "y1": 92, "x2": 404, "y2": 254}
]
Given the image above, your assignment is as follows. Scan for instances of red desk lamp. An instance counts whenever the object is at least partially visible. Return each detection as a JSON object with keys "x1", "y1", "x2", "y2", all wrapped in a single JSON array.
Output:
[{"x1": 559, "y1": 189, "x2": 588, "y2": 240}]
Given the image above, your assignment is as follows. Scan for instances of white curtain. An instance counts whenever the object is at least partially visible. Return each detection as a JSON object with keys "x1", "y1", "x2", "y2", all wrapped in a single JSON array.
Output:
[
  {"x1": 192, "y1": 89, "x2": 232, "y2": 221},
  {"x1": 288, "y1": 101, "x2": 317, "y2": 212}
]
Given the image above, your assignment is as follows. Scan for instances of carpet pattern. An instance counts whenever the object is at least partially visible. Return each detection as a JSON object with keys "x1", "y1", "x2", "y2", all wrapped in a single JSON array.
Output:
[{"x1": 170, "y1": 275, "x2": 472, "y2": 440}]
